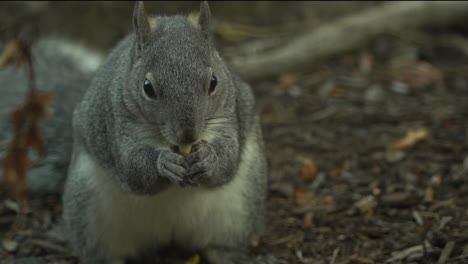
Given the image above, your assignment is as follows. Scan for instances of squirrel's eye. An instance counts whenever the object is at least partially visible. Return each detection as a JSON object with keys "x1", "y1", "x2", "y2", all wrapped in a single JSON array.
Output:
[
  {"x1": 143, "y1": 79, "x2": 157, "y2": 100},
  {"x1": 209, "y1": 75, "x2": 217, "y2": 96}
]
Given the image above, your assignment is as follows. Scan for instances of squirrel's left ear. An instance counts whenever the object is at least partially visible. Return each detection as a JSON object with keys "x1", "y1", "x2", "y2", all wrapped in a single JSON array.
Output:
[
  {"x1": 198, "y1": 1, "x2": 212, "y2": 39},
  {"x1": 133, "y1": 1, "x2": 151, "y2": 57}
]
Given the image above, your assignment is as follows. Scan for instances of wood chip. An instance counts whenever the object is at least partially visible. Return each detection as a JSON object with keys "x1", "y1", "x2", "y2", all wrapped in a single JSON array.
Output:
[
  {"x1": 354, "y1": 195, "x2": 377, "y2": 214},
  {"x1": 4, "y1": 199, "x2": 20, "y2": 213},
  {"x1": 349, "y1": 254, "x2": 375, "y2": 264},
  {"x1": 424, "y1": 186, "x2": 434, "y2": 202},
  {"x1": 381, "y1": 192, "x2": 418, "y2": 208},
  {"x1": 412, "y1": 211, "x2": 424, "y2": 225},
  {"x1": 388, "y1": 128, "x2": 429, "y2": 150},
  {"x1": 301, "y1": 159, "x2": 318, "y2": 182},
  {"x1": 385, "y1": 241, "x2": 434, "y2": 263},
  {"x1": 27, "y1": 239, "x2": 68, "y2": 254},
  {"x1": 329, "y1": 247, "x2": 340, "y2": 264},
  {"x1": 437, "y1": 241, "x2": 455, "y2": 264}
]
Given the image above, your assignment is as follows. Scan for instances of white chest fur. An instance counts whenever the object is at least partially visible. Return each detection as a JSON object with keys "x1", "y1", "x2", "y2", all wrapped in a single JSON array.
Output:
[{"x1": 74, "y1": 136, "x2": 258, "y2": 259}]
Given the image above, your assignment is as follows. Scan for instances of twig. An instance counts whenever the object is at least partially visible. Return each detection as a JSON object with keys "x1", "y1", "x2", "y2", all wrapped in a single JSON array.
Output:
[
  {"x1": 437, "y1": 241, "x2": 455, "y2": 264},
  {"x1": 329, "y1": 247, "x2": 340, "y2": 264},
  {"x1": 27, "y1": 239, "x2": 70, "y2": 254},
  {"x1": 229, "y1": 1, "x2": 468, "y2": 80}
]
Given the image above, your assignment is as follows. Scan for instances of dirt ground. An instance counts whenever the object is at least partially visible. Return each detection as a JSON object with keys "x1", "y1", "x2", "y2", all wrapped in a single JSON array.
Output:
[
  {"x1": 251, "y1": 30, "x2": 468, "y2": 264},
  {"x1": 1, "y1": 2, "x2": 468, "y2": 264}
]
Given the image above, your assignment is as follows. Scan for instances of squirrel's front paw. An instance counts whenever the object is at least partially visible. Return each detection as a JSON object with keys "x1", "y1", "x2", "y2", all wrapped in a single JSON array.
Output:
[
  {"x1": 185, "y1": 143, "x2": 219, "y2": 186},
  {"x1": 157, "y1": 149, "x2": 187, "y2": 185}
]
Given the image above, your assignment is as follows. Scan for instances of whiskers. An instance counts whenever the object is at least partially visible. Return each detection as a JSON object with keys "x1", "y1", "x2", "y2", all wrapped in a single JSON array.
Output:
[
  {"x1": 158, "y1": 122, "x2": 173, "y2": 142},
  {"x1": 202, "y1": 114, "x2": 233, "y2": 141},
  {"x1": 205, "y1": 114, "x2": 234, "y2": 126}
]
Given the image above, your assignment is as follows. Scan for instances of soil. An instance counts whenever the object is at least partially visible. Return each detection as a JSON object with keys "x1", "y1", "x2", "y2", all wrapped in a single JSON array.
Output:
[{"x1": 1, "y1": 2, "x2": 468, "y2": 264}]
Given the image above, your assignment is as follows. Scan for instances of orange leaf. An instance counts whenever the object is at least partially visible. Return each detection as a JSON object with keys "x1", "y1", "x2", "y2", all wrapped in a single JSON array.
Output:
[
  {"x1": 388, "y1": 128, "x2": 429, "y2": 150},
  {"x1": 303, "y1": 212, "x2": 313, "y2": 227},
  {"x1": 329, "y1": 86, "x2": 347, "y2": 97},
  {"x1": 301, "y1": 159, "x2": 317, "y2": 182},
  {"x1": 294, "y1": 189, "x2": 316, "y2": 208},
  {"x1": 2, "y1": 90, "x2": 52, "y2": 208},
  {"x1": 328, "y1": 160, "x2": 351, "y2": 177},
  {"x1": 272, "y1": 73, "x2": 300, "y2": 95}
]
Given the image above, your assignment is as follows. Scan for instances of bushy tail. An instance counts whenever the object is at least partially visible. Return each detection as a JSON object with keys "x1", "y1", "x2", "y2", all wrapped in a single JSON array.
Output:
[{"x1": 0, "y1": 38, "x2": 103, "y2": 194}]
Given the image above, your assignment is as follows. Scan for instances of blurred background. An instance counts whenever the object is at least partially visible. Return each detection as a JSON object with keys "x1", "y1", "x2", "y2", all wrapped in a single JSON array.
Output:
[
  {"x1": 1, "y1": 1, "x2": 379, "y2": 51},
  {"x1": 1, "y1": 1, "x2": 468, "y2": 264}
]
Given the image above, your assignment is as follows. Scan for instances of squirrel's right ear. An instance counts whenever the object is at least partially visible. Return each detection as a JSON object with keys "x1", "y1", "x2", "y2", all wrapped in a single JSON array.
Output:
[
  {"x1": 133, "y1": 1, "x2": 151, "y2": 57},
  {"x1": 198, "y1": 1, "x2": 212, "y2": 39}
]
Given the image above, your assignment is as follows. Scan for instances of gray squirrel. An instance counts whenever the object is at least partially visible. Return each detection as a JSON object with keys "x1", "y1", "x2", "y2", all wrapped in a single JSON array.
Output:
[{"x1": 62, "y1": 1, "x2": 278, "y2": 264}]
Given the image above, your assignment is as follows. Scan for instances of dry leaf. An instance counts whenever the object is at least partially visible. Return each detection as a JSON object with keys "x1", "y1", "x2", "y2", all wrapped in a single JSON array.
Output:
[
  {"x1": 0, "y1": 38, "x2": 28, "y2": 68},
  {"x1": 303, "y1": 212, "x2": 313, "y2": 227},
  {"x1": 354, "y1": 195, "x2": 377, "y2": 214},
  {"x1": 388, "y1": 128, "x2": 429, "y2": 150},
  {"x1": 393, "y1": 61, "x2": 443, "y2": 89},
  {"x1": 301, "y1": 159, "x2": 317, "y2": 182},
  {"x1": 272, "y1": 73, "x2": 300, "y2": 95},
  {"x1": 329, "y1": 86, "x2": 347, "y2": 97},
  {"x1": 329, "y1": 160, "x2": 351, "y2": 177},
  {"x1": 359, "y1": 52, "x2": 374, "y2": 74},
  {"x1": 2, "y1": 90, "x2": 52, "y2": 211},
  {"x1": 323, "y1": 195, "x2": 335, "y2": 205},
  {"x1": 294, "y1": 189, "x2": 316, "y2": 208},
  {"x1": 250, "y1": 238, "x2": 260, "y2": 247}
]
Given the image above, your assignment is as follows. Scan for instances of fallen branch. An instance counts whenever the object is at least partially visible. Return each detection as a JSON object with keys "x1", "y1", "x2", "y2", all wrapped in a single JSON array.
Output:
[{"x1": 229, "y1": 1, "x2": 468, "y2": 80}]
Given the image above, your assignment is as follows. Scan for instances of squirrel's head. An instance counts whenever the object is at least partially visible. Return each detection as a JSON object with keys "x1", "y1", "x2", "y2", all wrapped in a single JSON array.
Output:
[{"x1": 126, "y1": 1, "x2": 235, "y2": 147}]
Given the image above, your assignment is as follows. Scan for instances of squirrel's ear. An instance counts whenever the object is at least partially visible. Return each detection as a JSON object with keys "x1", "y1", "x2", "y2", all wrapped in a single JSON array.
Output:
[
  {"x1": 198, "y1": 1, "x2": 212, "y2": 39},
  {"x1": 133, "y1": 1, "x2": 151, "y2": 56}
]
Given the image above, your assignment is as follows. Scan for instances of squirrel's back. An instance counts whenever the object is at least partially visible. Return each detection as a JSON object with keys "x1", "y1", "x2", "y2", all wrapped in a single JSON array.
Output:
[{"x1": 0, "y1": 38, "x2": 103, "y2": 194}]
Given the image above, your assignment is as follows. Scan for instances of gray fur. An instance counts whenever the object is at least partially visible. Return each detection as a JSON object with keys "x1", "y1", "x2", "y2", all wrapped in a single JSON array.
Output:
[
  {"x1": 63, "y1": 1, "x2": 278, "y2": 263},
  {"x1": 0, "y1": 38, "x2": 102, "y2": 194}
]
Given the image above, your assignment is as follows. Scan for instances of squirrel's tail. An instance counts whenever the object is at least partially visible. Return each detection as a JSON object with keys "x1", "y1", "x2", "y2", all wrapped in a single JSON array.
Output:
[{"x1": 0, "y1": 38, "x2": 103, "y2": 194}]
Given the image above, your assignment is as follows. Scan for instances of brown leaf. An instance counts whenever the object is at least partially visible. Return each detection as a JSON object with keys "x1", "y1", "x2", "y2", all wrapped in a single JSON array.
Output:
[
  {"x1": 2, "y1": 90, "x2": 52, "y2": 212},
  {"x1": 3, "y1": 144, "x2": 30, "y2": 206},
  {"x1": 329, "y1": 86, "x2": 347, "y2": 97},
  {"x1": 393, "y1": 61, "x2": 443, "y2": 89},
  {"x1": 303, "y1": 212, "x2": 313, "y2": 227},
  {"x1": 0, "y1": 38, "x2": 28, "y2": 68},
  {"x1": 359, "y1": 52, "x2": 374, "y2": 74},
  {"x1": 323, "y1": 195, "x2": 335, "y2": 205},
  {"x1": 388, "y1": 128, "x2": 429, "y2": 150},
  {"x1": 272, "y1": 73, "x2": 300, "y2": 95},
  {"x1": 328, "y1": 160, "x2": 351, "y2": 177},
  {"x1": 354, "y1": 195, "x2": 377, "y2": 214},
  {"x1": 301, "y1": 159, "x2": 317, "y2": 182},
  {"x1": 294, "y1": 189, "x2": 316, "y2": 208}
]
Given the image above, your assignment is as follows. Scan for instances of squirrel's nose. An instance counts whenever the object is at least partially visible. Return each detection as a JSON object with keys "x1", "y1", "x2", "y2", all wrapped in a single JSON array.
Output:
[{"x1": 179, "y1": 129, "x2": 197, "y2": 144}]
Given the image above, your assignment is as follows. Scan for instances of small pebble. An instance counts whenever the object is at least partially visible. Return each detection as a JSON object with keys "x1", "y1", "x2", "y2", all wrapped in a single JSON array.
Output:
[
  {"x1": 2, "y1": 239, "x2": 18, "y2": 252},
  {"x1": 365, "y1": 84, "x2": 385, "y2": 103},
  {"x1": 390, "y1": 81, "x2": 410, "y2": 94}
]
